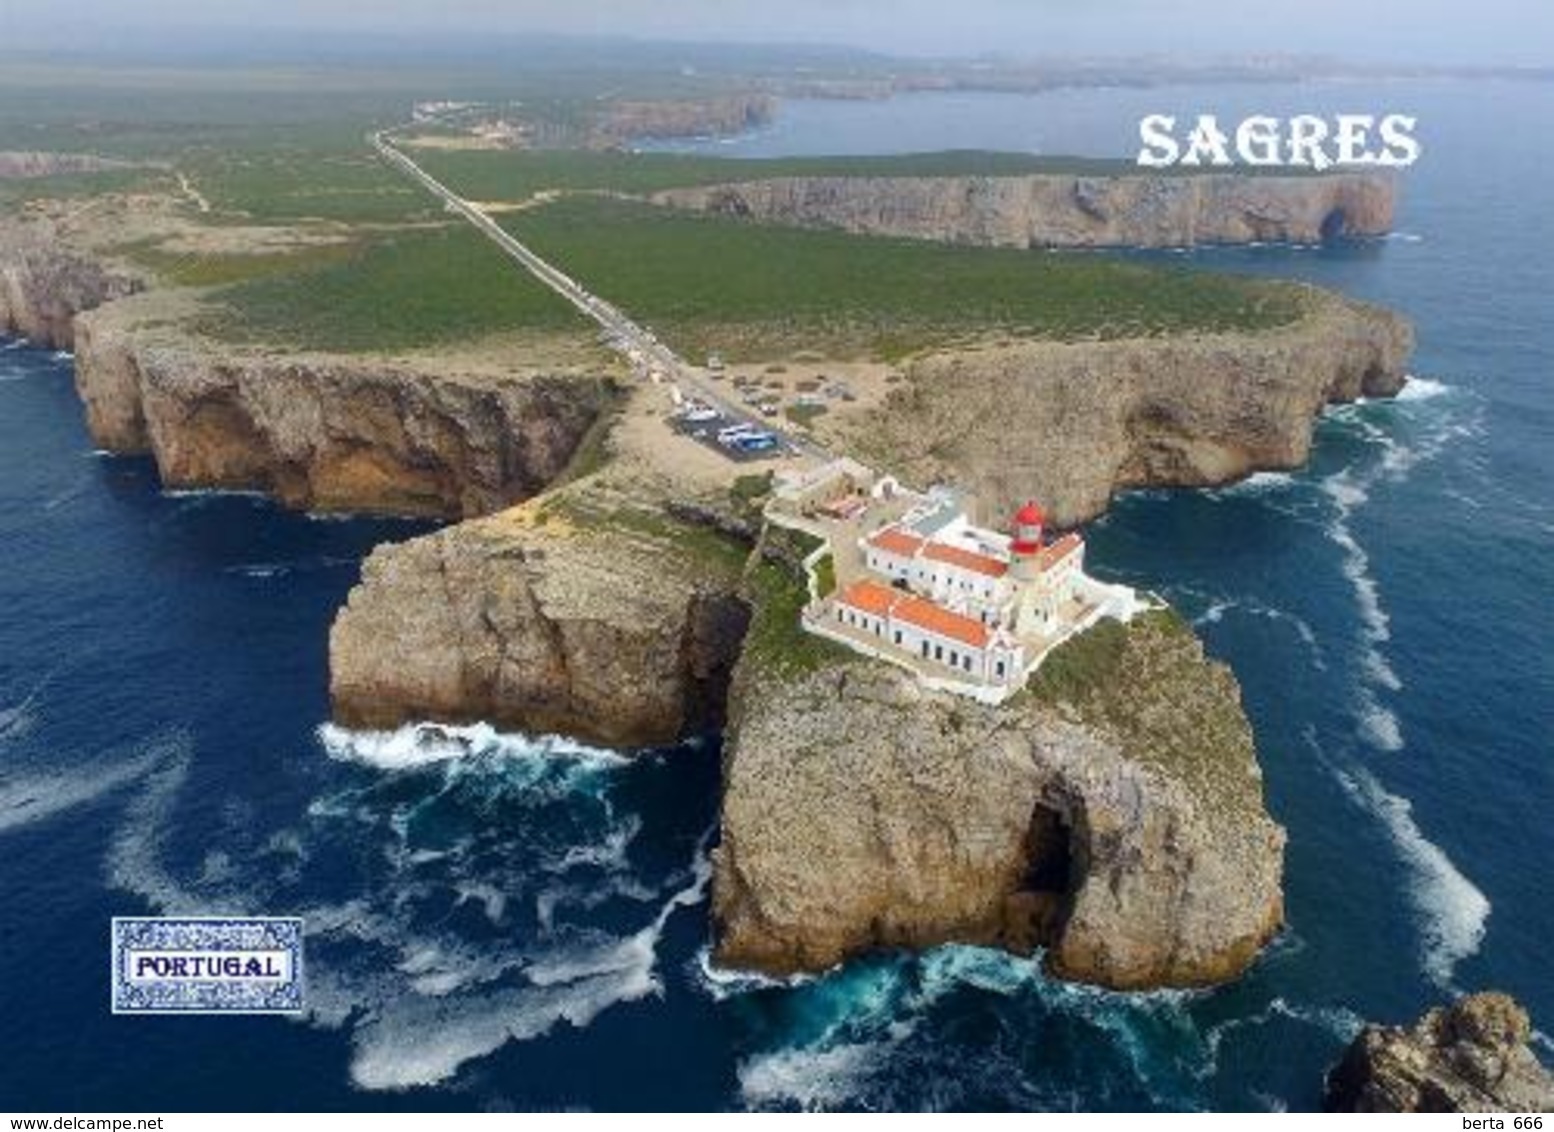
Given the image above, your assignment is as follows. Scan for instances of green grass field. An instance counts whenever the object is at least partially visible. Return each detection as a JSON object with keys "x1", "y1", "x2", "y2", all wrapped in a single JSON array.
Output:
[
  {"x1": 502, "y1": 195, "x2": 1307, "y2": 360},
  {"x1": 206, "y1": 223, "x2": 584, "y2": 352},
  {"x1": 0, "y1": 71, "x2": 1312, "y2": 365},
  {"x1": 182, "y1": 147, "x2": 433, "y2": 224}
]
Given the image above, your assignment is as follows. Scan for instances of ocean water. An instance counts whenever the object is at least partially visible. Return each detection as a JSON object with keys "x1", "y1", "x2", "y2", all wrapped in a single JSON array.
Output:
[{"x1": 2, "y1": 79, "x2": 1550, "y2": 1111}]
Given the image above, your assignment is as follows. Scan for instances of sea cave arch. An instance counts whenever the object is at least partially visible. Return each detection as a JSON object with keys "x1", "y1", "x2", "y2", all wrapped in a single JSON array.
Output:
[{"x1": 1003, "y1": 797, "x2": 1085, "y2": 952}]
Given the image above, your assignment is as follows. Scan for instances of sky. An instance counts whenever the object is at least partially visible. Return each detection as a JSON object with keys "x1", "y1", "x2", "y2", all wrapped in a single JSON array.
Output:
[{"x1": 0, "y1": 0, "x2": 1547, "y2": 66}]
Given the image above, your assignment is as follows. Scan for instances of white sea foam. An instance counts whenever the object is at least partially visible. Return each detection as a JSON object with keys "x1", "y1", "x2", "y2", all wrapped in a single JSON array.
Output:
[
  {"x1": 736, "y1": 942, "x2": 1206, "y2": 1110},
  {"x1": 1396, "y1": 376, "x2": 1451, "y2": 402},
  {"x1": 226, "y1": 562, "x2": 292, "y2": 579},
  {"x1": 1320, "y1": 468, "x2": 1405, "y2": 750},
  {"x1": 0, "y1": 676, "x2": 49, "y2": 744},
  {"x1": 0, "y1": 747, "x2": 168, "y2": 834},
  {"x1": 348, "y1": 957, "x2": 662, "y2": 1091},
  {"x1": 317, "y1": 720, "x2": 629, "y2": 773},
  {"x1": 1315, "y1": 385, "x2": 1488, "y2": 751},
  {"x1": 1216, "y1": 470, "x2": 1297, "y2": 498},
  {"x1": 738, "y1": 1040, "x2": 892, "y2": 1111},
  {"x1": 1358, "y1": 705, "x2": 1404, "y2": 753},
  {"x1": 1195, "y1": 600, "x2": 1231, "y2": 625},
  {"x1": 100, "y1": 718, "x2": 697, "y2": 1092},
  {"x1": 693, "y1": 945, "x2": 819, "y2": 1001},
  {"x1": 1198, "y1": 997, "x2": 1363, "y2": 1080},
  {"x1": 161, "y1": 487, "x2": 269, "y2": 501},
  {"x1": 1192, "y1": 596, "x2": 1326, "y2": 668},
  {"x1": 346, "y1": 833, "x2": 712, "y2": 1091},
  {"x1": 0, "y1": 705, "x2": 36, "y2": 744},
  {"x1": 104, "y1": 734, "x2": 240, "y2": 914},
  {"x1": 453, "y1": 881, "x2": 508, "y2": 925},
  {"x1": 1336, "y1": 768, "x2": 1490, "y2": 989}
]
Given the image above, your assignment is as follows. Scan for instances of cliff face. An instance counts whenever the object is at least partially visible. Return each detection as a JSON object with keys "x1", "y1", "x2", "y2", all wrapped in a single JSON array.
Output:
[
  {"x1": 0, "y1": 222, "x2": 140, "y2": 348},
  {"x1": 72, "y1": 308, "x2": 616, "y2": 519},
  {"x1": 840, "y1": 295, "x2": 1413, "y2": 527},
  {"x1": 1325, "y1": 993, "x2": 1554, "y2": 1112},
  {"x1": 654, "y1": 171, "x2": 1396, "y2": 248},
  {"x1": 329, "y1": 500, "x2": 751, "y2": 746},
  {"x1": 590, "y1": 95, "x2": 776, "y2": 148},
  {"x1": 714, "y1": 613, "x2": 1285, "y2": 989}
]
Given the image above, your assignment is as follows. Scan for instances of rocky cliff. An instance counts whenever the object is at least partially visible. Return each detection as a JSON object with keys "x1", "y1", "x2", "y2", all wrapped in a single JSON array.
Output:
[
  {"x1": 329, "y1": 491, "x2": 752, "y2": 746},
  {"x1": 1325, "y1": 993, "x2": 1554, "y2": 1112},
  {"x1": 714, "y1": 610, "x2": 1285, "y2": 988},
  {"x1": 71, "y1": 303, "x2": 616, "y2": 518},
  {"x1": 0, "y1": 221, "x2": 140, "y2": 348},
  {"x1": 589, "y1": 95, "x2": 777, "y2": 148},
  {"x1": 653, "y1": 170, "x2": 1396, "y2": 248},
  {"x1": 836, "y1": 293, "x2": 1412, "y2": 527}
]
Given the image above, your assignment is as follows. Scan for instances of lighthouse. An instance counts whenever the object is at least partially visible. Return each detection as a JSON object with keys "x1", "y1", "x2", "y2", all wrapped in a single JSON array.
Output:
[{"x1": 1009, "y1": 500, "x2": 1046, "y2": 583}]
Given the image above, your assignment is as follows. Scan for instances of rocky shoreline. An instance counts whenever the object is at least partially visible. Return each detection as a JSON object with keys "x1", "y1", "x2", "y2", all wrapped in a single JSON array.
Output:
[
  {"x1": 329, "y1": 495, "x2": 752, "y2": 745},
  {"x1": 653, "y1": 170, "x2": 1397, "y2": 249},
  {"x1": 715, "y1": 611, "x2": 1285, "y2": 988},
  {"x1": 2, "y1": 201, "x2": 1415, "y2": 991},
  {"x1": 0, "y1": 222, "x2": 141, "y2": 348},
  {"x1": 72, "y1": 301, "x2": 617, "y2": 519},
  {"x1": 840, "y1": 292, "x2": 1414, "y2": 527},
  {"x1": 1326, "y1": 993, "x2": 1554, "y2": 1112}
]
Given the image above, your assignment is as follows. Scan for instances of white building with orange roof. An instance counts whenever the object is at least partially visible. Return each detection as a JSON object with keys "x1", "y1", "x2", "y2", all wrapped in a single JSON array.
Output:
[
  {"x1": 795, "y1": 485, "x2": 1146, "y2": 700},
  {"x1": 829, "y1": 578, "x2": 1027, "y2": 685}
]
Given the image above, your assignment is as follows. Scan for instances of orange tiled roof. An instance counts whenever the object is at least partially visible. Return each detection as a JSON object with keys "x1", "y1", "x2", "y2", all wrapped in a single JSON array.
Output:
[
  {"x1": 836, "y1": 578, "x2": 902, "y2": 618},
  {"x1": 1037, "y1": 533, "x2": 1083, "y2": 570},
  {"x1": 895, "y1": 596, "x2": 990, "y2": 649},
  {"x1": 867, "y1": 528, "x2": 925, "y2": 557},
  {"x1": 923, "y1": 541, "x2": 1008, "y2": 579}
]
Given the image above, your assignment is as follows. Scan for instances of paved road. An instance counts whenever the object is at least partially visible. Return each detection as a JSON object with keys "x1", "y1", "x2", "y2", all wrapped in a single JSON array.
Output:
[{"x1": 371, "y1": 130, "x2": 827, "y2": 462}]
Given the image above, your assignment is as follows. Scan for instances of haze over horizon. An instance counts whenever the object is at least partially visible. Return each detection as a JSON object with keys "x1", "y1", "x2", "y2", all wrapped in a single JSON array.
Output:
[{"x1": 1, "y1": 0, "x2": 1548, "y2": 68}]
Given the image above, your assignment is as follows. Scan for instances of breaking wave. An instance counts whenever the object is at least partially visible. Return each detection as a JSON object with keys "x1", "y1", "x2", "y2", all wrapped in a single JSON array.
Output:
[
  {"x1": 739, "y1": 1039, "x2": 896, "y2": 1112},
  {"x1": 1313, "y1": 382, "x2": 1478, "y2": 754},
  {"x1": 733, "y1": 945, "x2": 1209, "y2": 1111},
  {"x1": 693, "y1": 946, "x2": 819, "y2": 1002},
  {"x1": 1395, "y1": 377, "x2": 1451, "y2": 402},
  {"x1": 318, "y1": 721, "x2": 629, "y2": 774},
  {"x1": 1335, "y1": 767, "x2": 1490, "y2": 989},
  {"x1": 105, "y1": 718, "x2": 710, "y2": 1092}
]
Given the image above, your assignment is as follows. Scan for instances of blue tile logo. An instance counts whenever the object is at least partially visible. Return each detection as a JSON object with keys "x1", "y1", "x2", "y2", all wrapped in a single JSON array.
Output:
[{"x1": 111, "y1": 917, "x2": 304, "y2": 1014}]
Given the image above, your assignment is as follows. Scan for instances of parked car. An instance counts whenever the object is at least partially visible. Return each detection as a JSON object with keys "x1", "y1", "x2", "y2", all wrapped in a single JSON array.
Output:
[{"x1": 717, "y1": 423, "x2": 760, "y2": 443}]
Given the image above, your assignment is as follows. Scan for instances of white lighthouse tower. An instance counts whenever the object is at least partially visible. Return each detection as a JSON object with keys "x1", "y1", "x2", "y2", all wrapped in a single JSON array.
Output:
[{"x1": 1009, "y1": 500, "x2": 1058, "y2": 634}]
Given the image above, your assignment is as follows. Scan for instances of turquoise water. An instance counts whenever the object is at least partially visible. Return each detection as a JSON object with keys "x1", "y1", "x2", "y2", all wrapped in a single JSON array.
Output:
[{"x1": 1, "y1": 79, "x2": 1550, "y2": 1110}]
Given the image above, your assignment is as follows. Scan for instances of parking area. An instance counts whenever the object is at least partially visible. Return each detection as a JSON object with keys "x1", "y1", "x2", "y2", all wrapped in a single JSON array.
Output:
[{"x1": 668, "y1": 400, "x2": 797, "y2": 463}]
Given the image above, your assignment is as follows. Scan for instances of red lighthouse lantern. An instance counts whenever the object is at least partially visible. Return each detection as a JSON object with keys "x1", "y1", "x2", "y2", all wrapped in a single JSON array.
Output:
[{"x1": 1011, "y1": 500, "x2": 1045, "y2": 557}]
